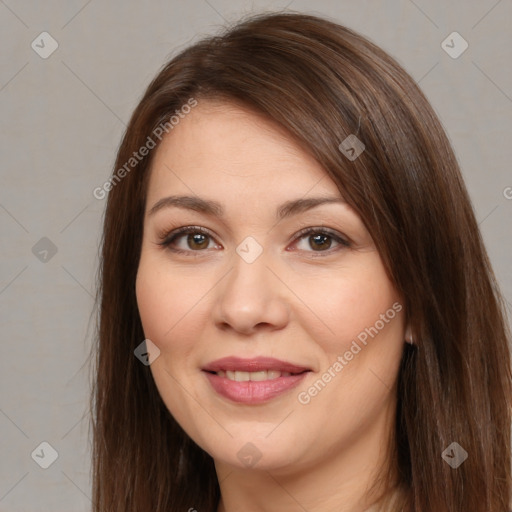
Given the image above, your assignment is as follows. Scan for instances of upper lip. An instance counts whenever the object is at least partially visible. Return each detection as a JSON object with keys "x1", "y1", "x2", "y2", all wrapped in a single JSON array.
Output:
[{"x1": 202, "y1": 356, "x2": 311, "y2": 374}]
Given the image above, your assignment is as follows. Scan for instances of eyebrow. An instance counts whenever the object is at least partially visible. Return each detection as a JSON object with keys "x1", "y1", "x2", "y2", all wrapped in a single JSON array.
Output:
[{"x1": 148, "y1": 194, "x2": 347, "y2": 220}]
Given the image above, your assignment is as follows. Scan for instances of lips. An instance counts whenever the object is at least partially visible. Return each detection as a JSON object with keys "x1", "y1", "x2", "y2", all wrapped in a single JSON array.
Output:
[
  {"x1": 202, "y1": 356, "x2": 311, "y2": 404},
  {"x1": 202, "y1": 356, "x2": 310, "y2": 374}
]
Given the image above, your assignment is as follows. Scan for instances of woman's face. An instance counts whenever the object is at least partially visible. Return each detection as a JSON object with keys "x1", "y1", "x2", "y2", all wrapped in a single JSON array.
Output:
[{"x1": 136, "y1": 100, "x2": 407, "y2": 476}]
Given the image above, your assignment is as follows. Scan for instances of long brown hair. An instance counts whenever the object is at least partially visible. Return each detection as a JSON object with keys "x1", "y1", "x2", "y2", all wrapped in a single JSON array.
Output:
[{"x1": 89, "y1": 11, "x2": 512, "y2": 511}]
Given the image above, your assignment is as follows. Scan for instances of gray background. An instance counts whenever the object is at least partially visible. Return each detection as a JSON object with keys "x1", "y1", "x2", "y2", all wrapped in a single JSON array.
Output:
[{"x1": 1, "y1": 0, "x2": 511, "y2": 510}]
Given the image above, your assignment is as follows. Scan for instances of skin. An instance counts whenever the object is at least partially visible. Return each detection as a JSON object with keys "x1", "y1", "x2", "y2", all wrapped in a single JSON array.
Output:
[{"x1": 135, "y1": 99, "x2": 410, "y2": 512}]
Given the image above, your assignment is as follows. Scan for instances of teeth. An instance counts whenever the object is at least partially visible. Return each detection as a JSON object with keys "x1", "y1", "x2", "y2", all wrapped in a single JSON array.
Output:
[
  {"x1": 230, "y1": 371, "x2": 249, "y2": 381},
  {"x1": 249, "y1": 371, "x2": 270, "y2": 381},
  {"x1": 218, "y1": 370, "x2": 293, "y2": 381}
]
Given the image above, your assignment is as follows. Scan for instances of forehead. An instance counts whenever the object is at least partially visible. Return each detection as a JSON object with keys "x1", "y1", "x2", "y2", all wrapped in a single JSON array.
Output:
[{"x1": 146, "y1": 100, "x2": 342, "y2": 201}]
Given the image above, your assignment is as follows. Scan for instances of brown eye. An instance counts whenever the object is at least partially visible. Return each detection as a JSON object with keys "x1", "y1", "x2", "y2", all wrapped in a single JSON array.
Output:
[
  {"x1": 186, "y1": 232, "x2": 210, "y2": 250},
  {"x1": 293, "y1": 227, "x2": 350, "y2": 255},
  {"x1": 308, "y1": 233, "x2": 333, "y2": 251},
  {"x1": 159, "y1": 225, "x2": 350, "y2": 257},
  {"x1": 159, "y1": 226, "x2": 217, "y2": 254}
]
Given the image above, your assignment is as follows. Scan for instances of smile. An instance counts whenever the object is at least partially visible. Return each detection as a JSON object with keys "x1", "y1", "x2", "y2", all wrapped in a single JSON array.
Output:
[
  {"x1": 215, "y1": 370, "x2": 293, "y2": 381},
  {"x1": 201, "y1": 356, "x2": 311, "y2": 404}
]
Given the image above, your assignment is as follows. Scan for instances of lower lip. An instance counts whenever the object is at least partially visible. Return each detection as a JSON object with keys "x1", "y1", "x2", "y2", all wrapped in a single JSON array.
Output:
[{"x1": 203, "y1": 371, "x2": 309, "y2": 404}]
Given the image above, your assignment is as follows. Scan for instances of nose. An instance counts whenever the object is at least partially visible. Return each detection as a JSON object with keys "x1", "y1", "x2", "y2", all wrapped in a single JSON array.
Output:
[{"x1": 212, "y1": 250, "x2": 290, "y2": 336}]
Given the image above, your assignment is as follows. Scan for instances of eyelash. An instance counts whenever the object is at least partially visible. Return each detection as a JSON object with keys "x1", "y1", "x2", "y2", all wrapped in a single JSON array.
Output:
[{"x1": 157, "y1": 225, "x2": 351, "y2": 257}]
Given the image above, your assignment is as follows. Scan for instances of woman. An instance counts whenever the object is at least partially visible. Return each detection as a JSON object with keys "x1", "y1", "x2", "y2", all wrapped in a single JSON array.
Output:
[{"x1": 90, "y1": 11, "x2": 512, "y2": 512}]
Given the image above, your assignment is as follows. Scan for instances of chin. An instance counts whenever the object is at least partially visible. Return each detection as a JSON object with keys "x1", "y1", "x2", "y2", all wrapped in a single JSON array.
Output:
[{"x1": 204, "y1": 434, "x2": 302, "y2": 472}]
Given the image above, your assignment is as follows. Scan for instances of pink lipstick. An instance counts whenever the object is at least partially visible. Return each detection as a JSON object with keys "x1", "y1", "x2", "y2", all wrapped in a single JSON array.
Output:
[{"x1": 202, "y1": 356, "x2": 310, "y2": 404}]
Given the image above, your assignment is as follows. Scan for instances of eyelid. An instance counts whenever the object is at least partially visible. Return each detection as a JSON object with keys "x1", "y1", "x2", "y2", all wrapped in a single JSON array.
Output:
[{"x1": 157, "y1": 224, "x2": 351, "y2": 256}]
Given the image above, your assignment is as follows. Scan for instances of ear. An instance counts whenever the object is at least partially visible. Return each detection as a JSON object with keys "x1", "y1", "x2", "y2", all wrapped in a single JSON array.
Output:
[{"x1": 404, "y1": 324, "x2": 414, "y2": 345}]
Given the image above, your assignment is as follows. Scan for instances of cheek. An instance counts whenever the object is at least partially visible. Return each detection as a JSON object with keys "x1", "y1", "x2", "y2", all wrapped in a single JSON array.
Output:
[
  {"x1": 135, "y1": 248, "x2": 234, "y2": 446},
  {"x1": 136, "y1": 262, "x2": 169, "y2": 343},
  {"x1": 135, "y1": 254, "x2": 210, "y2": 356},
  {"x1": 135, "y1": 256, "x2": 206, "y2": 431},
  {"x1": 294, "y1": 264, "x2": 404, "y2": 442},
  {"x1": 301, "y1": 256, "x2": 401, "y2": 355}
]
